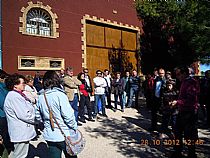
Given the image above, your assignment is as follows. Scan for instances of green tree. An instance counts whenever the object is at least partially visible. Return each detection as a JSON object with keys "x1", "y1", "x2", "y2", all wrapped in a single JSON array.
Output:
[{"x1": 135, "y1": 0, "x2": 210, "y2": 73}]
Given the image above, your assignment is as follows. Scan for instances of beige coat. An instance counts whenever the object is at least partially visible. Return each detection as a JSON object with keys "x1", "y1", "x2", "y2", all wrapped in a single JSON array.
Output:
[{"x1": 63, "y1": 76, "x2": 82, "y2": 101}]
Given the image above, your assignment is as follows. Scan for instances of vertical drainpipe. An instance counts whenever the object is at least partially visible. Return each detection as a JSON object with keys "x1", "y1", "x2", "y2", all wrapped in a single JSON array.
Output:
[{"x1": 0, "y1": 0, "x2": 2, "y2": 69}]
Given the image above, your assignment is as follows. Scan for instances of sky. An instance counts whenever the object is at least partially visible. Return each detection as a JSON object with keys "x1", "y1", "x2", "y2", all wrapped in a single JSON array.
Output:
[{"x1": 200, "y1": 64, "x2": 210, "y2": 72}]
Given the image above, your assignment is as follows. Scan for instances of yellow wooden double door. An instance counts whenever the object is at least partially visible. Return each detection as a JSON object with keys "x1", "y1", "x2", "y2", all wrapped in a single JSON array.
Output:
[{"x1": 86, "y1": 22, "x2": 138, "y2": 79}]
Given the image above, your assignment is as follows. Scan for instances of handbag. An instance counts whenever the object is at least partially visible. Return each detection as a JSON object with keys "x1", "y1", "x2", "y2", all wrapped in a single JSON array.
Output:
[{"x1": 43, "y1": 92, "x2": 86, "y2": 156}]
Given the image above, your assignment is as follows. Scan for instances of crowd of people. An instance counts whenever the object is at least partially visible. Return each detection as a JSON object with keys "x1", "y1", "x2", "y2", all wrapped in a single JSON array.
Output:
[
  {"x1": 0, "y1": 65, "x2": 210, "y2": 158},
  {"x1": 143, "y1": 67, "x2": 210, "y2": 158}
]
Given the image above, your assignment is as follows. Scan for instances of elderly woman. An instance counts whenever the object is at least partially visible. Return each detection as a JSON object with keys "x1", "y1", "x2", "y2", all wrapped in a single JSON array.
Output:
[
  {"x1": 23, "y1": 75, "x2": 38, "y2": 105},
  {"x1": 36, "y1": 70, "x2": 77, "y2": 158},
  {"x1": 4, "y1": 73, "x2": 36, "y2": 158}
]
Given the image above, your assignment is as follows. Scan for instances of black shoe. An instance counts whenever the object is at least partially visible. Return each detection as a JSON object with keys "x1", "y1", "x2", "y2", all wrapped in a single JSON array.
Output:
[
  {"x1": 77, "y1": 122, "x2": 82, "y2": 126},
  {"x1": 79, "y1": 118, "x2": 86, "y2": 123},
  {"x1": 102, "y1": 114, "x2": 108, "y2": 118},
  {"x1": 87, "y1": 118, "x2": 95, "y2": 122},
  {"x1": 121, "y1": 109, "x2": 124, "y2": 112}
]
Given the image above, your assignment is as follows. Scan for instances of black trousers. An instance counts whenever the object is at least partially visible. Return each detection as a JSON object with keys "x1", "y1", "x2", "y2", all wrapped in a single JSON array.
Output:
[
  {"x1": 79, "y1": 95, "x2": 93, "y2": 119},
  {"x1": 150, "y1": 97, "x2": 161, "y2": 129},
  {"x1": 0, "y1": 117, "x2": 14, "y2": 156},
  {"x1": 174, "y1": 110, "x2": 198, "y2": 157},
  {"x1": 105, "y1": 88, "x2": 112, "y2": 108},
  {"x1": 206, "y1": 103, "x2": 210, "y2": 127}
]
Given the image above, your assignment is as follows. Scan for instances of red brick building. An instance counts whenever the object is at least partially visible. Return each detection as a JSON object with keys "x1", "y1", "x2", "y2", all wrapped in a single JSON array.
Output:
[{"x1": 1, "y1": 0, "x2": 141, "y2": 78}]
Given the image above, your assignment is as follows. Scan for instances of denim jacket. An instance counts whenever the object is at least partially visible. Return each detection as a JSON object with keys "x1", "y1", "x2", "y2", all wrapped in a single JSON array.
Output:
[
  {"x1": 36, "y1": 87, "x2": 77, "y2": 142},
  {"x1": 129, "y1": 76, "x2": 140, "y2": 89}
]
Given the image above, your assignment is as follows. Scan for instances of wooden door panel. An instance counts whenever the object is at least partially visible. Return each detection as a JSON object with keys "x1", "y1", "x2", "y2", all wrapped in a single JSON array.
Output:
[
  {"x1": 105, "y1": 27, "x2": 121, "y2": 48},
  {"x1": 127, "y1": 51, "x2": 137, "y2": 70},
  {"x1": 122, "y1": 31, "x2": 136, "y2": 51},
  {"x1": 86, "y1": 24, "x2": 105, "y2": 47},
  {"x1": 86, "y1": 47, "x2": 109, "y2": 80}
]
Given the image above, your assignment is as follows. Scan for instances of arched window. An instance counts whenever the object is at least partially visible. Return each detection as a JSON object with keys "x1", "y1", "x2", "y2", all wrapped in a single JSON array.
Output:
[
  {"x1": 19, "y1": 2, "x2": 59, "y2": 38},
  {"x1": 26, "y1": 8, "x2": 52, "y2": 36}
]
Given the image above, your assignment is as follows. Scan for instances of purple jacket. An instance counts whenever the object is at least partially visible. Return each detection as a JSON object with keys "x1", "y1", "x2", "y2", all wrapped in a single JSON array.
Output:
[{"x1": 177, "y1": 77, "x2": 200, "y2": 112}]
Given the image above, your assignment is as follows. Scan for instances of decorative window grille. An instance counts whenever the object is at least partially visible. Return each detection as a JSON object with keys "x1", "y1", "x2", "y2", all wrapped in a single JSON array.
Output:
[
  {"x1": 18, "y1": 56, "x2": 64, "y2": 70},
  {"x1": 21, "y1": 59, "x2": 35, "y2": 67},
  {"x1": 26, "y1": 8, "x2": 52, "y2": 36}
]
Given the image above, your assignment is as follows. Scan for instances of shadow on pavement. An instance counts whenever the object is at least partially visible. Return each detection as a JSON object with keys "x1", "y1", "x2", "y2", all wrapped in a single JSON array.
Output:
[{"x1": 84, "y1": 98, "x2": 210, "y2": 158}]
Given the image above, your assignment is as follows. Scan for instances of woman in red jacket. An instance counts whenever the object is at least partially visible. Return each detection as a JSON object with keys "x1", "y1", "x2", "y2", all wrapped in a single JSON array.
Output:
[{"x1": 77, "y1": 73, "x2": 95, "y2": 123}]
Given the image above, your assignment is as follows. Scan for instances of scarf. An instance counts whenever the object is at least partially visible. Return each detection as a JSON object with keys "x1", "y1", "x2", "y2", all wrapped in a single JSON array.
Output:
[{"x1": 13, "y1": 90, "x2": 31, "y2": 103}]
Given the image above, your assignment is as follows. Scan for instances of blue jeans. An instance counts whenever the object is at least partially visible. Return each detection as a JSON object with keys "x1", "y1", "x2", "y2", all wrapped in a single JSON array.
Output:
[
  {"x1": 94, "y1": 94, "x2": 106, "y2": 115},
  {"x1": 70, "y1": 94, "x2": 79, "y2": 122},
  {"x1": 98, "y1": 99, "x2": 102, "y2": 112},
  {"x1": 128, "y1": 87, "x2": 139, "y2": 108},
  {"x1": 122, "y1": 91, "x2": 127, "y2": 107}
]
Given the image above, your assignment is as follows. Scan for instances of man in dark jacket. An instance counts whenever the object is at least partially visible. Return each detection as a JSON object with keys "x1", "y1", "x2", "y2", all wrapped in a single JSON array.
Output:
[
  {"x1": 112, "y1": 72, "x2": 124, "y2": 112},
  {"x1": 127, "y1": 70, "x2": 140, "y2": 108},
  {"x1": 83, "y1": 68, "x2": 94, "y2": 96},
  {"x1": 150, "y1": 68, "x2": 166, "y2": 131},
  {"x1": 122, "y1": 71, "x2": 130, "y2": 107}
]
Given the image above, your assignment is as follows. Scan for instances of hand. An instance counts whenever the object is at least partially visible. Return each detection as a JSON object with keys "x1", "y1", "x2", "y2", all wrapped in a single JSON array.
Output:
[
  {"x1": 171, "y1": 100, "x2": 177, "y2": 106},
  {"x1": 0, "y1": 135, "x2": 3, "y2": 144}
]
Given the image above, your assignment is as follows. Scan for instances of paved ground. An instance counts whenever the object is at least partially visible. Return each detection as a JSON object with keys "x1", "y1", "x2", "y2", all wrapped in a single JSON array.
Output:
[{"x1": 27, "y1": 98, "x2": 210, "y2": 158}]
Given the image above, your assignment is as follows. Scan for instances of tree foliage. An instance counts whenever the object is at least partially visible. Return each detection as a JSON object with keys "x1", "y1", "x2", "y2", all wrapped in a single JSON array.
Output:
[{"x1": 135, "y1": 0, "x2": 210, "y2": 73}]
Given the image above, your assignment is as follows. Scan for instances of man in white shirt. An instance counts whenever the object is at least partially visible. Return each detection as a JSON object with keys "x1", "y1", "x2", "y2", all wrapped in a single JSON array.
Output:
[{"x1": 93, "y1": 70, "x2": 107, "y2": 117}]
